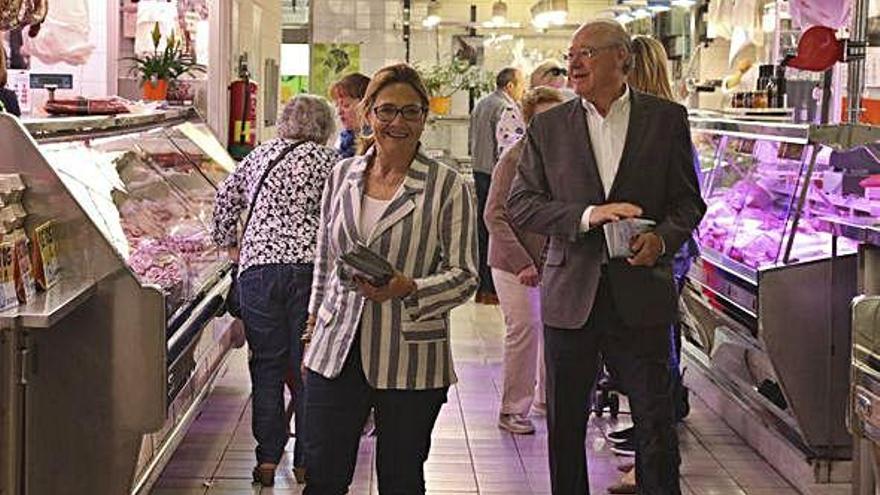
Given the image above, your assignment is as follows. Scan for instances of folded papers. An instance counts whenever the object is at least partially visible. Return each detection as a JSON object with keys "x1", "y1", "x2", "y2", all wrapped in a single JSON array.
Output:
[
  {"x1": 339, "y1": 243, "x2": 395, "y2": 286},
  {"x1": 603, "y1": 218, "x2": 656, "y2": 258}
]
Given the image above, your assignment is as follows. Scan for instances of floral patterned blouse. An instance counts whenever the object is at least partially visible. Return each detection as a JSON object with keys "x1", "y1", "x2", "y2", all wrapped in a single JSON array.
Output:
[
  {"x1": 212, "y1": 138, "x2": 340, "y2": 273},
  {"x1": 495, "y1": 100, "x2": 525, "y2": 158}
]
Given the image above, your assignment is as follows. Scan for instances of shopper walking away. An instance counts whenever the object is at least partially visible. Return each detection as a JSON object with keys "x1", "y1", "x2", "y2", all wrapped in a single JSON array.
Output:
[
  {"x1": 507, "y1": 19, "x2": 706, "y2": 495},
  {"x1": 302, "y1": 63, "x2": 478, "y2": 495},
  {"x1": 486, "y1": 87, "x2": 565, "y2": 435},
  {"x1": 469, "y1": 67, "x2": 525, "y2": 304},
  {"x1": 212, "y1": 95, "x2": 339, "y2": 487}
]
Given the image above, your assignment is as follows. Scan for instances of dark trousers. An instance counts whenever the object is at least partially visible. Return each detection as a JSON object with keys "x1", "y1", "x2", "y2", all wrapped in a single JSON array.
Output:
[
  {"x1": 473, "y1": 171, "x2": 495, "y2": 295},
  {"x1": 545, "y1": 276, "x2": 680, "y2": 495},
  {"x1": 240, "y1": 263, "x2": 312, "y2": 466},
  {"x1": 304, "y1": 337, "x2": 448, "y2": 495}
]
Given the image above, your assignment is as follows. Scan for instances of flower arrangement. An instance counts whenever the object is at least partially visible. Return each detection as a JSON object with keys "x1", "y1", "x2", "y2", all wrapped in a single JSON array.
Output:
[{"x1": 124, "y1": 23, "x2": 205, "y2": 100}]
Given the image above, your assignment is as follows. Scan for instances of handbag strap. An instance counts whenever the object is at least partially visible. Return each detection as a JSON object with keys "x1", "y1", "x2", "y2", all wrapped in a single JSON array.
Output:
[{"x1": 240, "y1": 140, "x2": 306, "y2": 239}]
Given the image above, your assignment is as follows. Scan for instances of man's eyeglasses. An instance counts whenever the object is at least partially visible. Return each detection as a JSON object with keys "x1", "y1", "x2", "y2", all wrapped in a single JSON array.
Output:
[
  {"x1": 545, "y1": 67, "x2": 567, "y2": 77},
  {"x1": 562, "y1": 44, "x2": 621, "y2": 62},
  {"x1": 373, "y1": 104, "x2": 426, "y2": 123}
]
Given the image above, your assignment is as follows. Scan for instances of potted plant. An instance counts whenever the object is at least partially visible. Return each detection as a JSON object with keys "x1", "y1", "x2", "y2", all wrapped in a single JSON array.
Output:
[
  {"x1": 418, "y1": 59, "x2": 495, "y2": 115},
  {"x1": 418, "y1": 61, "x2": 459, "y2": 115},
  {"x1": 124, "y1": 23, "x2": 205, "y2": 101}
]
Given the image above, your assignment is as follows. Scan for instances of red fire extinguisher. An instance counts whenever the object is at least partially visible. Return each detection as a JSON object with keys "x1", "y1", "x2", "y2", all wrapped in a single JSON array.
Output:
[{"x1": 228, "y1": 55, "x2": 258, "y2": 160}]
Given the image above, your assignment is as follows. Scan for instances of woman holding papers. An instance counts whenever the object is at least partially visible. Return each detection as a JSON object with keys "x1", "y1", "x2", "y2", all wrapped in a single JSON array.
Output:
[{"x1": 302, "y1": 63, "x2": 479, "y2": 495}]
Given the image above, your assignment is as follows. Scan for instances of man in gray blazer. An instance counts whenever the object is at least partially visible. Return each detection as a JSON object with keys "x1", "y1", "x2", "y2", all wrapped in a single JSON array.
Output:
[
  {"x1": 469, "y1": 67, "x2": 525, "y2": 303},
  {"x1": 508, "y1": 20, "x2": 706, "y2": 495}
]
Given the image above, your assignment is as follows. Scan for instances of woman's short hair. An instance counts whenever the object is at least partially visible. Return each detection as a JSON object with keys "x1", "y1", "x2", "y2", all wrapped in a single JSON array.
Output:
[
  {"x1": 629, "y1": 35, "x2": 675, "y2": 102},
  {"x1": 530, "y1": 60, "x2": 564, "y2": 88},
  {"x1": 277, "y1": 94, "x2": 337, "y2": 144},
  {"x1": 329, "y1": 73, "x2": 371, "y2": 100},
  {"x1": 521, "y1": 87, "x2": 565, "y2": 122}
]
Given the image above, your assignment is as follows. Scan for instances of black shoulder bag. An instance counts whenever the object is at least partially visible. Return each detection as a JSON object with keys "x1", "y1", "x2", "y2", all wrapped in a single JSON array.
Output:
[{"x1": 225, "y1": 140, "x2": 305, "y2": 317}]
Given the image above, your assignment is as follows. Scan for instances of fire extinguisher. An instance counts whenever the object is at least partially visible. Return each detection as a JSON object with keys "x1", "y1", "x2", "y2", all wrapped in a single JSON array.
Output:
[{"x1": 228, "y1": 55, "x2": 258, "y2": 160}]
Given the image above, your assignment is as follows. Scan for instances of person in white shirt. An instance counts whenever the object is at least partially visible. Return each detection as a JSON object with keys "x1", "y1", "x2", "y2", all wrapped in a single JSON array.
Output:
[{"x1": 507, "y1": 19, "x2": 705, "y2": 495}]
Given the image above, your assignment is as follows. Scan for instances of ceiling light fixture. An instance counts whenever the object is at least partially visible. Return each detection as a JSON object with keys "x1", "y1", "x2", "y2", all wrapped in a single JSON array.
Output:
[
  {"x1": 492, "y1": 1, "x2": 508, "y2": 25},
  {"x1": 616, "y1": 12, "x2": 635, "y2": 24},
  {"x1": 531, "y1": 0, "x2": 568, "y2": 29},
  {"x1": 423, "y1": 0, "x2": 441, "y2": 28},
  {"x1": 671, "y1": 0, "x2": 696, "y2": 6}
]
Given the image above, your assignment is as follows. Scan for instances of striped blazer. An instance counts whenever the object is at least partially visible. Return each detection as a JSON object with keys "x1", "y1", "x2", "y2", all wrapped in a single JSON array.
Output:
[{"x1": 305, "y1": 148, "x2": 479, "y2": 390}]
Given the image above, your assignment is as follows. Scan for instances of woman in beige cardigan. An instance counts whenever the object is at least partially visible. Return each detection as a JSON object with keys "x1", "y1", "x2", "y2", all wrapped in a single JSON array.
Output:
[{"x1": 484, "y1": 86, "x2": 565, "y2": 434}]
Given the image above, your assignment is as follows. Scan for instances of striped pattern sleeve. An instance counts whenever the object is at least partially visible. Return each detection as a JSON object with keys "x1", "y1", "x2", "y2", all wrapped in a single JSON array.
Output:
[
  {"x1": 308, "y1": 159, "x2": 343, "y2": 316},
  {"x1": 402, "y1": 173, "x2": 479, "y2": 321}
]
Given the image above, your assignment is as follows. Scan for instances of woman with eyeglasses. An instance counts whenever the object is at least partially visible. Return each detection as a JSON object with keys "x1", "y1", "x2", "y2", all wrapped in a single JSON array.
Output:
[{"x1": 302, "y1": 63, "x2": 478, "y2": 495}]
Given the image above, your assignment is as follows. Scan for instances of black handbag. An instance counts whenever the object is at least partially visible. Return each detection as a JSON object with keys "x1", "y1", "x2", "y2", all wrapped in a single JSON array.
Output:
[{"x1": 225, "y1": 140, "x2": 305, "y2": 317}]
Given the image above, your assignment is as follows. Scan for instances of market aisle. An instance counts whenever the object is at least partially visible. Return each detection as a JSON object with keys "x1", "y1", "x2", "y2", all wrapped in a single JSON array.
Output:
[{"x1": 150, "y1": 301, "x2": 799, "y2": 495}]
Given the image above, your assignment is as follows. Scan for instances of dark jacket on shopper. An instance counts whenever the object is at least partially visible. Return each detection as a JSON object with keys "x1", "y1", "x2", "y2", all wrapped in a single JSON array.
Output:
[
  {"x1": 507, "y1": 90, "x2": 706, "y2": 329},
  {"x1": 469, "y1": 89, "x2": 511, "y2": 175},
  {"x1": 0, "y1": 88, "x2": 21, "y2": 117}
]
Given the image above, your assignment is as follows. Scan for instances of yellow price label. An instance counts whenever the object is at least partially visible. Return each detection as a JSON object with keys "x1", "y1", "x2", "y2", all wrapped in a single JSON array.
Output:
[
  {"x1": 35, "y1": 221, "x2": 59, "y2": 289},
  {"x1": 0, "y1": 242, "x2": 17, "y2": 310}
]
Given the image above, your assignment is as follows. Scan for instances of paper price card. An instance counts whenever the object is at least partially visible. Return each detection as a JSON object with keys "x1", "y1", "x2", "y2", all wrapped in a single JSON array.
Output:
[
  {"x1": 13, "y1": 237, "x2": 35, "y2": 303},
  {"x1": 33, "y1": 221, "x2": 59, "y2": 290},
  {"x1": 0, "y1": 243, "x2": 19, "y2": 311}
]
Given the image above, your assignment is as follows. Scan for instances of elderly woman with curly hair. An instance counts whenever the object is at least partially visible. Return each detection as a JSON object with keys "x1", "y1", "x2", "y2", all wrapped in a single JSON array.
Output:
[{"x1": 212, "y1": 94, "x2": 340, "y2": 487}]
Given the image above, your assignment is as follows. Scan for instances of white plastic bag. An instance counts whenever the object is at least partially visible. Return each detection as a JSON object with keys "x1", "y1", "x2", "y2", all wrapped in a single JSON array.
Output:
[{"x1": 22, "y1": 0, "x2": 93, "y2": 66}]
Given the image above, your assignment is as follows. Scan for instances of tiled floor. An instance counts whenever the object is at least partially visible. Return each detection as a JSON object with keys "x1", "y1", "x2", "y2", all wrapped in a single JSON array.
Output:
[{"x1": 151, "y1": 301, "x2": 800, "y2": 494}]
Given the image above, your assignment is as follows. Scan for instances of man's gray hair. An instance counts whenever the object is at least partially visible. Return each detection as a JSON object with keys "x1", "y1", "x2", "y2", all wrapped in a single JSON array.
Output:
[
  {"x1": 277, "y1": 94, "x2": 337, "y2": 144},
  {"x1": 578, "y1": 18, "x2": 634, "y2": 73}
]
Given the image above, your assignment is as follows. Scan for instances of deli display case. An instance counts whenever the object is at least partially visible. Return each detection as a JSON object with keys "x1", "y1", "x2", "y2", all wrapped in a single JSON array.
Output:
[
  {"x1": 681, "y1": 117, "x2": 876, "y2": 488},
  {"x1": 0, "y1": 109, "x2": 238, "y2": 495}
]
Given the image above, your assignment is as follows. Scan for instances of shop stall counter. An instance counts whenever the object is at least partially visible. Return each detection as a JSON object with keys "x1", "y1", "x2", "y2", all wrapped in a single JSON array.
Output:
[{"x1": 0, "y1": 108, "x2": 238, "y2": 495}]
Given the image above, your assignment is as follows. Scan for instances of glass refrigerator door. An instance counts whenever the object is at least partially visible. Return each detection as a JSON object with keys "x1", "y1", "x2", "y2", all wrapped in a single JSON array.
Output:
[
  {"x1": 695, "y1": 131, "x2": 858, "y2": 269},
  {"x1": 39, "y1": 125, "x2": 228, "y2": 314}
]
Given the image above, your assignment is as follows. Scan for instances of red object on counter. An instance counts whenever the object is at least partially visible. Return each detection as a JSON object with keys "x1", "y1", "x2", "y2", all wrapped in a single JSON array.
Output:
[{"x1": 43, "y1": 98, "x2": 130, "y2": 116}]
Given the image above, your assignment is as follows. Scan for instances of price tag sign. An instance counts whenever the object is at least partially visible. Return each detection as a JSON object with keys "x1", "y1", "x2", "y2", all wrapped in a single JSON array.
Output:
[
  {"x1": 34, "y1": 221, "x2": 59, "y2": 290},
  {"x1": 0, "y1": 242, "x2": 19, "y2": 311},
  {"x1": 13, "y1": 237, "x2": 35, "y2": 303}
]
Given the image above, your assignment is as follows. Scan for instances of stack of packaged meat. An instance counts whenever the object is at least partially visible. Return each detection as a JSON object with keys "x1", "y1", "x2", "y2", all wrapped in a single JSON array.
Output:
[{"x1": 117, "y1": 197, "x2": 218, "y2": 307}]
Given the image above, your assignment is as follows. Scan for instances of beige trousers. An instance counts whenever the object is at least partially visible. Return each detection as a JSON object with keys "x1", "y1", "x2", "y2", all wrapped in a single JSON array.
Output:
[{"x1": 492, "y1": 268, "x2": 546, "y2": 416}]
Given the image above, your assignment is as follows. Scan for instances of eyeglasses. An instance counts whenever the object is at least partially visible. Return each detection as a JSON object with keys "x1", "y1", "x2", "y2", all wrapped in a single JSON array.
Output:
[
  {"x1": 372, "y1": 104, "x2": 426, "y2": 123},
  {"x1": 562, "y1": 44, "x2": 621, "y2": 62},
  {"x1": 545, "y1": 67, "x2": 567, "y2": 77}
]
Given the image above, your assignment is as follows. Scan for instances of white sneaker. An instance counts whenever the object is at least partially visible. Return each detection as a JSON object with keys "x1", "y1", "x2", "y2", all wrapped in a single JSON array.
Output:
[{"x1": 498, "y1": 413, "x2": 536, "y2": 434}]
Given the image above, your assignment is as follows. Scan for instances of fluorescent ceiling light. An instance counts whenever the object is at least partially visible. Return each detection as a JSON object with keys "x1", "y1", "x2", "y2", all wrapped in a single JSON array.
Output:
[
  {"x1": 423, "y1": 0, "x2": 441, "y2": 28},
  {"x1": 492, "y1": 1, "x2": 508, "y2": 25},
  {"x1": 531, "y1": 0, "x2": 568, "y2": 29},
  {"x1": 616, "y1": 12, "x2": 635, "y2": 24},
  {"x1": 671, "y1": 0, "x2": 695, "y2": 6}
]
